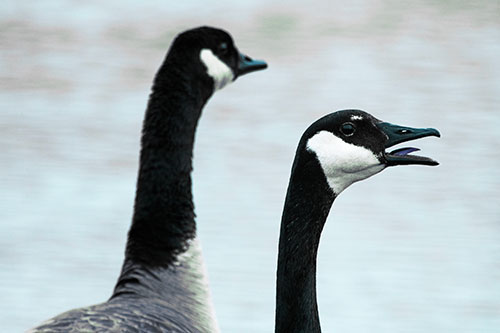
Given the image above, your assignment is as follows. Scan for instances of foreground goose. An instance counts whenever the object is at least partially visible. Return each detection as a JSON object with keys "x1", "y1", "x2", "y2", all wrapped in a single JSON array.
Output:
[
  {"x1": 275, "y1": 110, "x2": 440, "y2": 332},
  {"x1": 30, "y1": 26, "x2": 267, "y2": 333}
]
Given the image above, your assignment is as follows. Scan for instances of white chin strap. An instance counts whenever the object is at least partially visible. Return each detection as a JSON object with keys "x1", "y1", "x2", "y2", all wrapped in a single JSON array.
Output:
[{"x1": 200, "y1": 49, "x2": 234, "y2": 91}]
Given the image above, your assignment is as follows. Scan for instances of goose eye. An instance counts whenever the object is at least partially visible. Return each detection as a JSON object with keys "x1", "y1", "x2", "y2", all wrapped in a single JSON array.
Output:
[
  {"x1": 340, "y1": 122, "x2": 356, "y2": 136},
  {"x1": 217, "y1": 42, "x2": 228, "y2": 56}
]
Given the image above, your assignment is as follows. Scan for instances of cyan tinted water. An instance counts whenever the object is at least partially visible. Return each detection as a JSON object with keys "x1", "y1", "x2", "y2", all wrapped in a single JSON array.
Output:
[{"x1": 1, "y1": 1, "x2": 499, "y2": 332}]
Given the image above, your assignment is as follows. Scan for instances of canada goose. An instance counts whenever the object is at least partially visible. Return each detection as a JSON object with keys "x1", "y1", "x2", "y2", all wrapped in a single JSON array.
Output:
[
  {"x1": 30, "y1": 26, "x2": 267, "y2": 333},
  {"x1": 275, "y1": 110, "x2": 440, "y2": 332}
]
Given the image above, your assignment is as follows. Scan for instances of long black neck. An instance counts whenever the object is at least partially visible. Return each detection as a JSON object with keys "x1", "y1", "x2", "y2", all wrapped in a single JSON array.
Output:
[
  {"x1": 117, "y1": 58, "x2": 212, "y2": 277},
  {"x1": 275, "y1": 154, "x2": 335, "y2": 333}
]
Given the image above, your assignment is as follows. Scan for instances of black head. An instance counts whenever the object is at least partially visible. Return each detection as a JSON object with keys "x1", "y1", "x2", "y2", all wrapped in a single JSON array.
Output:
[
  {"x1": 164, "y1": 26, "x2": 267, "y2": 91},
  {"x1": 295, "y1": 110, "x2": 440, "y2": 195}
]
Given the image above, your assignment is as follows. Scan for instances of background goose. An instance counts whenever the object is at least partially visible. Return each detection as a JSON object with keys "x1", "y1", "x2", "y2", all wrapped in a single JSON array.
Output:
[
  {"x1": 275, "y1": 110, "x2": 440, "y2": 332},
  {"x1": 29, "y1": 26, "x2": 267, "y2": 332}
]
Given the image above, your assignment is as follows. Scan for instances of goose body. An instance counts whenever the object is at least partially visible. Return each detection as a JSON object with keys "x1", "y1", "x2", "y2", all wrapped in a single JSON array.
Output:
[
  {"x1": 30, "y1": 26, "x2": 267, "y2": 333},
  {"x1": 275, "y1": 110, "x2": 440, "y2": 332}
]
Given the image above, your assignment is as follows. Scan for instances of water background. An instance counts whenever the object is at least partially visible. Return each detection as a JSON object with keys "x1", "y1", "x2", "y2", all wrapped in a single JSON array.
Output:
[{"x1": 1, "y1": 1, "x2": 499, "y2": 332}]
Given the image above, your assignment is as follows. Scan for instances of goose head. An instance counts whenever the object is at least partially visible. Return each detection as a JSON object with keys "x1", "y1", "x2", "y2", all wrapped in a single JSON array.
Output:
[
  {"x1": 301, "y1": 110, "x2": 440, "y2": 196},
  {"x1": 164, "y1": 26, "x2": 267, "y2": 92}
]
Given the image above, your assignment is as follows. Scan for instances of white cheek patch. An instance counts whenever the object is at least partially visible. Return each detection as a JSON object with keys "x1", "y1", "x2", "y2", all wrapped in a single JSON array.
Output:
[
  {"x1": 307, "y1": 130, "x2": 385, "y2": 195},
  {"x1": 200, "y1": 49, "x2": 235, "y2": 91}
]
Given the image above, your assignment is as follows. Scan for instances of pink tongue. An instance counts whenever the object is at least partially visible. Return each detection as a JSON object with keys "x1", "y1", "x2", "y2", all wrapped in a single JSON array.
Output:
[{"x1": 391, "y1": 147, "x2": 420, "y2": 156}]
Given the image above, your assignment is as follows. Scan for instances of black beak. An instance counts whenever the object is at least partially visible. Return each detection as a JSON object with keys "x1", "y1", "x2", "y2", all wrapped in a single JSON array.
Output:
[
  {"x1": 376, "y1": 122, "x2": 441, "y2": 166},
  {"x1": 236, "y1": 52, "x2": 267, "y2": 77}
]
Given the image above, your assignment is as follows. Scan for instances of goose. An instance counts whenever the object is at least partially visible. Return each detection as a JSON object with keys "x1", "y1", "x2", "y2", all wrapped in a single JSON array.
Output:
[
  {"x1": 274, "y1": 109, "x2": 440, "y2": 332},
  {"x1": 30, "y1": 26, "x2": 267, "y2": 333}
]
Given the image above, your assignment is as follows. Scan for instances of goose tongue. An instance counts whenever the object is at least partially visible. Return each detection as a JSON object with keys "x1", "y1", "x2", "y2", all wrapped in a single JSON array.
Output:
[{"x1": 390, "y1": 147, "x2": 420, "y2": 156}]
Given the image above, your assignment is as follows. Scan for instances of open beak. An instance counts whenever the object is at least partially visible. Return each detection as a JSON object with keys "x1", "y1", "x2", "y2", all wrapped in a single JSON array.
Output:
[
  {"x1": 236, "y1": 52, "x2": 267, "y2": 77},
  {"x1": 376, "y1": 122, "x2": 441, "y2": 166}
]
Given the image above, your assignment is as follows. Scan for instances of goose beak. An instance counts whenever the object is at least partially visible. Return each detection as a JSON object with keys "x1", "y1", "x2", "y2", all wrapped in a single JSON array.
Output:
[
  {"x1": 236, "y1": 52, "x2": 267, "y2": 77},
  {"x1": 376, "y1": 121, "x2": 441, "y2": 166}
]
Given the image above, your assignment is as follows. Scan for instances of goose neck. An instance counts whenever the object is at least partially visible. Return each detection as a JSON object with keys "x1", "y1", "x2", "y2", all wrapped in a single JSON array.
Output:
[
  {"x1": 275, "y1": 173, "x2": 334, "y2": 333},
  {"x1": 124, "y1": 66, "x2": 211, "y2": 269}
]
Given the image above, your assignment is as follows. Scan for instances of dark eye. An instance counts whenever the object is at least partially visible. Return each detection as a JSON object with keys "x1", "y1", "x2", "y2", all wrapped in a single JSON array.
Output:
[
  {"x1": 217, "y1": 42, "x2": 228, "y2": 56},
  {"x1": 340, "y1": 122, "x2": 356, "y2": 136}
]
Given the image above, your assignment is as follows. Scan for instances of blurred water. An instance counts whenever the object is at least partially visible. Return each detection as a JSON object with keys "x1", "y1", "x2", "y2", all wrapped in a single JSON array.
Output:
[{"x1": 1, "y1": 0, "x2": 499, "y2": 332}]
